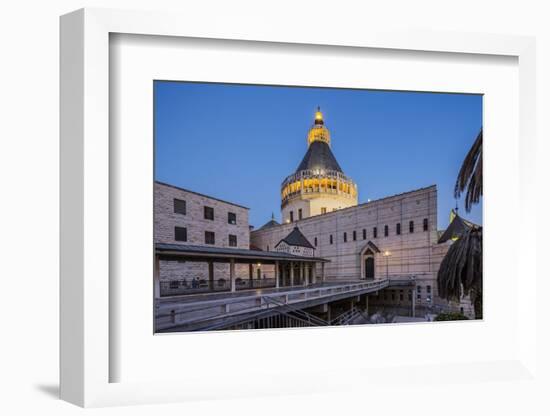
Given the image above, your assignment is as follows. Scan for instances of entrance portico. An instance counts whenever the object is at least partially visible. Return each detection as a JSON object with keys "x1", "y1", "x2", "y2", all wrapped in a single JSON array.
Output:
[{"x1": 155, "y1": 243, "x2": 329, "y2": 298}]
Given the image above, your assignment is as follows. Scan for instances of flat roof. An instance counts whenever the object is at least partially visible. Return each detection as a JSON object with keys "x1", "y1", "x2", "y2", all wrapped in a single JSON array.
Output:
[
  {"x1": 155, "y1": 181, "x2": 250, "y2": 210},
  {"x1": 155, "y1": 243, "x2": 329, "y2": 263}
]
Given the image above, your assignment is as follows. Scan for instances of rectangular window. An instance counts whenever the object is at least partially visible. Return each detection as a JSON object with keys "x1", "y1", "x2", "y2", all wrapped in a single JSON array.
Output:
[
  {"x1": 228, "y1": 212, "x2": 236, "y2": 224},
  {"x1": 314, "y1": 237, "x2": 318, "y2": 247},
  {"x1": 363, "y1": 229, "x2": 366, "y2": 240},
  {"x1": 321, "y1": 207, "x2": 327, "y2": 214},
  {"x1": 427, "y1": 285, "x2": 432, "y2": 294},
  {"x1": 373, "y1": 227, "x2": 378, "y2": 238},
  {"x1": 343, "y1": 232, "x2": 347, "y2": 242},
  {"x1": 205, "y1": 231, "x2": 215, "y2": 245},
  {"x1": 173, "y1": 198, "x2": 186, "y2": 215},
  {"x1": 228, "y1": 234, "x2": 237, "y2": 247},
  {"x1": 174, "y1": 226, "x2": 187, "y2": 242},
  {"x1": 396, "y1": 223, "x2": 401, "y2": 235},
  {"x1": 423, "y1": 218, "x2": 428, "y2": 231},
  {"x1": 409, "y1": 220, "x2": 414, "y2": 233},
  {"x1": 417, "y1": 285, "x2": 422, "y2": 293},
  {"x1": 290, "y1": 211, "x2": 294, "y2": 222},
  {"x1": 384, "y1": 225, "x2": 389, "y2": 237},
  {"x1": 330, "y1": 234, "x2": 333, "y2": 244},
  {"x1": 353, "y1": 230, "x2": 357, "y2": 241},
  {"x1": 400, "y1": 293, "x2": 404, "y2": 301},
  {"x1": 204, "y1": 206, "x2": 214, "y2": 220},
  {"x1": 298, "y1": 208, "x2": 303, "y2": 220}
]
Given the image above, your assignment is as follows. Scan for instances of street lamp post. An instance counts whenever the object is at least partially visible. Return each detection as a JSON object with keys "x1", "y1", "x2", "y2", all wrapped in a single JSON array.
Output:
[{"x1": 383, "y1": 250, "x2": 391, "y2": 279}]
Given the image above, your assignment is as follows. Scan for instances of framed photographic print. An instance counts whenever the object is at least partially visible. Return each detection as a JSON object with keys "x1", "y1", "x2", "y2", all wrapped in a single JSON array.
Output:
[{"x1": 60, "y1": 7, "x2": 538, "y2": 408}]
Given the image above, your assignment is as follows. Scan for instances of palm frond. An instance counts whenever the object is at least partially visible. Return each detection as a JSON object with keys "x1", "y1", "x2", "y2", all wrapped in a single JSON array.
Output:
[
  {"x1": 455, "y1": 129, "x2": 483, "y2": 212},
  {"x1": 437, "y1": 227, "x2": 483, "y2": 318}
]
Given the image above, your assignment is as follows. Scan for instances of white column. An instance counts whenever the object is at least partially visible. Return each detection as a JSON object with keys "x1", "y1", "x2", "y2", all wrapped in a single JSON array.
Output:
[
  {"x1": 154, "y1": 255, "x2": 161, "y2": 299},
  {"x1": 290, "y1": 262, "x2": 295, "y2": 286},
  {"x1": 312, "y1": 263, "x2": 317, "y2": 284},
  {"x1": 230, "y1": 259, "x2": 236, "y2": 292},
  {"x1": 275, "y1": 261, "x2": 280, "y2": 288},
  {"x1": 300, "y1": 262, "x2": 305, "y2": 286},
  {"x1": 321, "y1": 262, "x2": 325, "y2": 282},
  {"x1": 411, "y1": 287, "x2": 416, "y2": 317}
]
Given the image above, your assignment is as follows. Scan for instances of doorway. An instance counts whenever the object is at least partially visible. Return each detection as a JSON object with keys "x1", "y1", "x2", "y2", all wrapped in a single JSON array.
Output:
[{"x1": 365, "y1": 256, "x2": 375, "y2": 279}]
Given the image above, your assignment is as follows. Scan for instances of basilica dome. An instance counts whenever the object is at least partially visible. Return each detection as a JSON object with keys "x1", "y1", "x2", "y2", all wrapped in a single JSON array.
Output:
[{"x1": 280, "y1": 107, "x2": 358, "y2": 223}]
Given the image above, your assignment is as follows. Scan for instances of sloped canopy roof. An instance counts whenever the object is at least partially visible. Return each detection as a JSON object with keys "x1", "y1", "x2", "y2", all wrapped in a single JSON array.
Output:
[
  {"x1": 295, "y1": 141, "x2": 343, "y2": 173},
  {"x1": 438, "y1": 210, "x2": 481, "y2": 244},
  {"x1": 156, "y1": 243, "x2": 328, "y2": 262},
  {"x1": 275, "y1": 226, "x2": 315, "y2": 249}
]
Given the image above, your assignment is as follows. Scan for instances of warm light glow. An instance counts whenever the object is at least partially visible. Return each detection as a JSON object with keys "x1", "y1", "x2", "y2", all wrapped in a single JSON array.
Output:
[
  {"x1": 384, "y1": 251, "x2": 391, "y2": 257},
  {"x1": 315, "y1": 110, "x2": 323, "y2": 121},
  {"x1": 257, "y1": 263, "x2": 261, "y2": 267}
]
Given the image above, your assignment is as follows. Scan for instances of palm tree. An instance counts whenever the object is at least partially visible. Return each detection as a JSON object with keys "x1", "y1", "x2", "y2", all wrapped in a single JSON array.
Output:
[
  {"x1": 455, "y1": 129, "x2": 482, "y2": 213},
  {"x1": 437, "y1": 227, "x2": 482, "y2": 318},
  {"x1": 437, "y1": 129, "x2": 483, "y2": 319}
]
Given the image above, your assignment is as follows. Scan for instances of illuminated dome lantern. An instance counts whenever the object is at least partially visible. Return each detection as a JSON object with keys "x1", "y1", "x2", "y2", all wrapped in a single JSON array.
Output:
[{"x1": 281, "y1": 107, "x2": 358, "y2": 223}]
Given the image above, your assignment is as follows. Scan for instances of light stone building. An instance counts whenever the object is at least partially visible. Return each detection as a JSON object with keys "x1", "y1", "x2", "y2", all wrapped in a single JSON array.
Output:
[
  {"x1": 252, "y1": 185, "x2": 442, "y2": 308},
  {"x1": 251, "y1": 107, "x2": 467, "y2": 313},
  {"x1": 154, "y1": 108, "x2": 476, "y2": 320},
  {"x1": 154, "y1": 181, "x2": 252, "y2": 284}
]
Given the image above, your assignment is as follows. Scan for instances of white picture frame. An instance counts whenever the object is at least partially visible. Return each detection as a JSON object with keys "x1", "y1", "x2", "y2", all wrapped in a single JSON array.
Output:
[{"x1": 60, "y1": 8, "x2": 538, "y2": 408}]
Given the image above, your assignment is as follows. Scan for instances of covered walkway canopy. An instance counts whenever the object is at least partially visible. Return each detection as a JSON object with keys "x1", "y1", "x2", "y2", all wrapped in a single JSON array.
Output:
[{"x1": 155, "y1": 243, "x2": 330, "y2": 297}]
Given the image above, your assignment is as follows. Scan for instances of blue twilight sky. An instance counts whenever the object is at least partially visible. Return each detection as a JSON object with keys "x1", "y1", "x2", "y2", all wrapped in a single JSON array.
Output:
[{"x1": 154, "y1": 81, "x2": 483, "y2": 230}]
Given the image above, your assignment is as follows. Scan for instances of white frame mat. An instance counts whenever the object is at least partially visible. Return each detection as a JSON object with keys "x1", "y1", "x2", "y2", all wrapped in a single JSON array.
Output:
[{"x1": 60, "y1": 8, "x2": 537, "y2": 408}]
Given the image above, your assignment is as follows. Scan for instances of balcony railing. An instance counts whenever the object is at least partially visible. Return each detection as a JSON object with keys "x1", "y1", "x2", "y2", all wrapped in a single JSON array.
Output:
[
  {"x1": 235, "y1": 278, "x2": 277, "y2": 290},
  {"x1": 160, "y1": 279, "x2": 231, "y2": 296}
]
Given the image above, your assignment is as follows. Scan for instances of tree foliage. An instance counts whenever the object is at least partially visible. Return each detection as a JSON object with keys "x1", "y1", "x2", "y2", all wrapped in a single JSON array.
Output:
[
  {"x1": 455, "y1": 129, "x2": 482, "y2": 213},
  {"x1": 437, "y1": 227, "x2": 483, "y2": 319}
]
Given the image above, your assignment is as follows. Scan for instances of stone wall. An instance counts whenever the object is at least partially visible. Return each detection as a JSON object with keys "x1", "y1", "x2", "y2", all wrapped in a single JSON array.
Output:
[
  {"x1": 252, "y1": 186, "x2": 440, "y2": 307},
  {"x1": 154, "y1": 181, "x2": 250, "y2": 248},
  {"x1": 155, "y1": 182, "x2": 251, "y2": 281}
]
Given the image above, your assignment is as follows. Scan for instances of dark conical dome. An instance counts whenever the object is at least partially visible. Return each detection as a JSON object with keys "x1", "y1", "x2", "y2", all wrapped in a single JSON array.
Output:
[
  {"x1": 295, "y1": 141, "x2": 343, "y2": 173},
  {"x1": 259, "y1": 213, "x2": 279, "y2": 230}
]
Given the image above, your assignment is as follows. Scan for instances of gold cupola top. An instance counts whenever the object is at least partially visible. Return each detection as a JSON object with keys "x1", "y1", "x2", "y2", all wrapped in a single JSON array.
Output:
[{"x1": 307, "y1": 106, "x2": 331, "y2": 146}]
